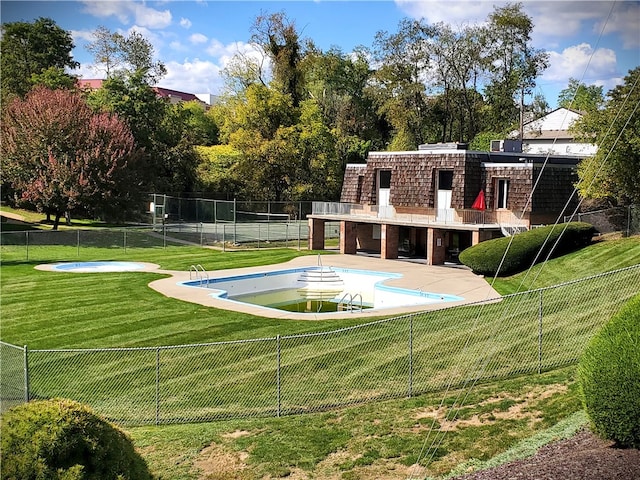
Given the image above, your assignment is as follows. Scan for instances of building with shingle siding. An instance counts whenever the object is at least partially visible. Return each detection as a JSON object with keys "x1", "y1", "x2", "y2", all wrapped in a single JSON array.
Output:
[{"x1": 308, "y1": 144, "x2": 584, "y2": 265}]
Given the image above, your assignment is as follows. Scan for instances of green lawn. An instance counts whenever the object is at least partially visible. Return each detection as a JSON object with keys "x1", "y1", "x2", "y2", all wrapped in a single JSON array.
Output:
[{"x1": 2, "y1": 234, "x2": 639, "y2": 478}]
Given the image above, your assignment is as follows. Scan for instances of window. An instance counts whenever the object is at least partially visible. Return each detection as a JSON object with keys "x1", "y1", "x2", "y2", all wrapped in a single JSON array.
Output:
[
  {"x1": 497, "y1": 179, "x2": 509, "y2": 209},
  {"x1": 438, "y1": 170, "x2": 453, "y2": 190},
  {"x1": 378, "y1": 170, "x2": 391, "y2": 189}
]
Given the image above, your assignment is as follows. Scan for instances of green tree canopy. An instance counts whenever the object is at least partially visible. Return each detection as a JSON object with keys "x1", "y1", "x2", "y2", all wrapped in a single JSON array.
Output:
[
  {"x1": 0, "y1": 17, "x2": 79, "y2": 101},
  {"x1": 558, "y1": 78, "x2": 604, "y2": 112},
  {"x1": 575, "y1": 67, "x2": 640, "y2": 205}
]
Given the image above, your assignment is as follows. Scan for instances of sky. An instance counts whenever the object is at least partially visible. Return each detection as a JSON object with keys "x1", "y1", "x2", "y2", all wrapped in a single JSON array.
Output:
[{"x1": 1, "y1": 0, "x2": 639, "y2": 107}]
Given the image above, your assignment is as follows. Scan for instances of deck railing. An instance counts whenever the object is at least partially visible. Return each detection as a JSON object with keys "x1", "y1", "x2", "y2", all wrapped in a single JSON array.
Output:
[{"x1": 312, "y1": 202, "x2": 528, "y2": 227}]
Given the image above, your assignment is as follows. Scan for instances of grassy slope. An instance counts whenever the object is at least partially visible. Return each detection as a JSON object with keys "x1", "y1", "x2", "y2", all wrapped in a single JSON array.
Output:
[
  {"x1": 490, "y1": 235, "x2": 640, "y2": 294},
  {"x1": 128, "y1": 236, "x2": 639, "y2": 479},
  {"x1": 2, "y1": 232, "x2": 639, "y2": 478}
]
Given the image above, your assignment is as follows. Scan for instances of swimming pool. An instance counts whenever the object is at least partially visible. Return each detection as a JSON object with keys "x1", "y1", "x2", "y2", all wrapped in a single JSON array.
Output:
[
  {"x1": 180, "y1": 266, "x2": 463, "y2": 314},
  {"x1": 51, "y1": 261, "x2": 147, "y2": 273}
]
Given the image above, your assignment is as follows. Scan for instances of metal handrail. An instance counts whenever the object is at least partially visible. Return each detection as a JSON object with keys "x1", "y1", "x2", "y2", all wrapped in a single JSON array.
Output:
[
  {"x1": 189, "y1": 264, "x2": 209, "y2": 286},
  {"x1": 337, "y1": 292, "x2": 362, "y2": 312}
]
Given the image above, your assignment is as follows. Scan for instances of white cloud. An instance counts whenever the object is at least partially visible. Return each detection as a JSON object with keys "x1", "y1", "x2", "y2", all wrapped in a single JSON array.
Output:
[
  {"x1": 394, "y1": 0, "x2": 493, "y2": 26},
  {"x1": 71, "y1": 29, "x2": 96, "y2": 43},
  {"x1": 189, "y1": 33, "x2": 208, "y2": 45},
  {"x1": 80, "y1": 1, "x2": 172, "y2": 29},
  {"x1": 205, "y1": 40, "x2": 264, "y2": 68},
  {"x1": 544, "y1": 43, "x2": 618, "y2": 89},
  {"x1": 180, "y1": 17, "x2": 192, "y2": 29},
  {"x1": 596, "y1": 1, "x2": 640, "y2": 49},
  {"x1": 160, "y1": 58, "x2": 225, "y2": 94}
]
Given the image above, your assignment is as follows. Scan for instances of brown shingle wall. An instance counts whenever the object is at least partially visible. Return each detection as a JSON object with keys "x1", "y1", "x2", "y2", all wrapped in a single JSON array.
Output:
[
  {"x1": 531, "y1": 165, "x2": 580, "y2": 214},
  {"x1": 484, "y1": 165, "x2": 533, "y2": 212},
  {"x1": 350, "y1": 152, "x2": 483, "y2": 209},
  {"x1": 340, "y1": 165, "x2": 365, "y2": 203}
]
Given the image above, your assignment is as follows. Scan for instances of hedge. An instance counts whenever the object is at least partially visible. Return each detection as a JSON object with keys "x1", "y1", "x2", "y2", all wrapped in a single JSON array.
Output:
[
  {"x1": 579, "y1": 294, "x2": 640, "y2": 448},
  {"x1": 458, "y1": 222, "x2": 596, "y2": 276},
  {"x1": 0, "y1": 398, "x2": 153, "y2": 480}
]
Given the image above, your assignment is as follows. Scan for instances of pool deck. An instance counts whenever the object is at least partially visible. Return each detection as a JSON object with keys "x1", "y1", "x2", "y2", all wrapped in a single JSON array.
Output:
[{"x1": 145, "y1": 254, "x2": 502, "y2": 320}]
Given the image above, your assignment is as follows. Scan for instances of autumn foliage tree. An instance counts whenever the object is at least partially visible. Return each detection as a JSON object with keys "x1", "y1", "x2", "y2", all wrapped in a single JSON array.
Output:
[{"x1": 1, "y1": 87, "x2": 140, "y2": 228}]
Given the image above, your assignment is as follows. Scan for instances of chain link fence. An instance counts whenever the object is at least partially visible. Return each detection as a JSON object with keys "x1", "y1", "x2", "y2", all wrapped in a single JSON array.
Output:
[
  {"x1": 2, "y1": 265, "x2": 638, "y2": 425},
  {"x1": 565, "y1": 205, "x2": 640, "y2": 236},
  {"x1": 147, "y1": 195, "x2": 312, "y2": 225},
  {"x1": 0, "y1": 221, "x2": 341, "y2": 261}
]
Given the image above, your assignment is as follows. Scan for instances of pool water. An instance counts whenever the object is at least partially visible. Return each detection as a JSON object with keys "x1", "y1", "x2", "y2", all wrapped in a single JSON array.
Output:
[
  {"x1": 231, "y1": 288, "x2": 373, "y2": 313},
  {"x1": 181, "y1": 266, "x2": 463, "y2": 315},
  {"x1": 51, "y1": 261, "x2": 146, "y2": 273}
]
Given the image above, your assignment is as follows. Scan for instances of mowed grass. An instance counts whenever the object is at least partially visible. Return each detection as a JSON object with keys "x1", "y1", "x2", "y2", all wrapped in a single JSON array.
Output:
[
  {"x1": 2, "y1": 234, "x2": 639, "y2": 478},
  {"x1": 0, "y1": 245, "x2": 359, "y2": 349}
]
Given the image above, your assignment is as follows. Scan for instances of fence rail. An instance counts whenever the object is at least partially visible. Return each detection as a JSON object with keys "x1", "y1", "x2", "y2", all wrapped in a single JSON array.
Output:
[
  {"x1": 0, "y1": 222, "x2": 341, "y2": 261},
  {"x1": 2, "y1": 265, "x2": 638, "y2": 425},
  {"x1": 564, "y1": 205, "x2": 640, "y2": 236}
]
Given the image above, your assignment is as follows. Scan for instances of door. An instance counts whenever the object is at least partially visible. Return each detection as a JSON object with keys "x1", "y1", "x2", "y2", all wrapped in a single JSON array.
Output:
[
  {"x1": 437, "y1": 170, "x2": 454, "y2": 222},
  {"x1": 377, "y1": 170, "x2": 392, "y2": 218}
]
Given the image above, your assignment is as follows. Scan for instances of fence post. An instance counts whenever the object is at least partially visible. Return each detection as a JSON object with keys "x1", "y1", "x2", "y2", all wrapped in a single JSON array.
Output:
[
  {"x1": 408, "y1": 317, "x2": 413, "y2": 397},
  {"x1": 25, "y1": 231, "x2": 29, "y2": 262},
  {"x1": 123, "y1": 229, "x2": 127, "y2": 253},
  {"x1": 77, "y1": 230, "x2": 80, "y2": 257},
  {"x1": 200, "y1": 223, "x2": 204, "y2": 246},
  {"x1": 163, "y1": 225, "x2": 166, "y2": 249},
  {"x1": 155, "y1": 348, "x2": 160, "y2": 425},
  {"x1": 276, "y1": 335, "x2": 281, "y2": 417},
  {"x1": 23, "y1": 345, "x2": 30, "y2": 402},
  {"x1": 223, "y1": 224, "x2": 226, "y2": 252},
  {"x1": 538, "y1": 290, "x2": 543, "y2": 374},
  {"x1": 297, "y1": 221, "x2": 301, "y2": 251},
  {"x1": 627, "y1": 205, "x2": 631, "y2": 238}
]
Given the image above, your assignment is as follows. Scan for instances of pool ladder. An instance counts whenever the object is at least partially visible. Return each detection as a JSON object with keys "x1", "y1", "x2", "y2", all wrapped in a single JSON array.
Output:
[
  {"x1": 189, "y1": 264, "x2": 209, "y2": 286},
  {"x1": 338, "y1": 292, "x2": 363, "y2": 312}
]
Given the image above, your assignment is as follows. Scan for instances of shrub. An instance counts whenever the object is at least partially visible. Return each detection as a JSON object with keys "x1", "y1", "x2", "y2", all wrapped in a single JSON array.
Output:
[
  {"x1": 0, "y1": 398, "x2": 153, "y2": 480},
  {"x1": 458, "y1": 222, "x2": 596, "y2": 276},
  {"x1": 578, "y1": 294, "x2": 640, "y2": 447}
]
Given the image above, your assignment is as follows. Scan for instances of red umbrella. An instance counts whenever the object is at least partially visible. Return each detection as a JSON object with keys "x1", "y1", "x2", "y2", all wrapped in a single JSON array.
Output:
[{"x1": 472, "y1": 190, "x2": 486, "y2": 211}]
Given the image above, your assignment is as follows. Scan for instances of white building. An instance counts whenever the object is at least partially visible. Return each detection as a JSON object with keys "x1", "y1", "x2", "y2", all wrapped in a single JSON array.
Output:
[{"x1": 512, "y1": 108, "x2": 597, "y2": 157}]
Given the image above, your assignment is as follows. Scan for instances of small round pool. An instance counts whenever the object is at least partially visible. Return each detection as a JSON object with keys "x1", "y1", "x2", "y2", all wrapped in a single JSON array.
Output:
[{"x1": 51, "y1": 261, "x2": 147, "y2": 273}]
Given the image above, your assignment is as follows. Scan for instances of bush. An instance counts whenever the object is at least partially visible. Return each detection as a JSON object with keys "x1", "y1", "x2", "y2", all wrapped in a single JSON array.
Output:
[
  {"x1": 0, "y1": 398, "x2": 153, "y2": 480},
  {"x1": 458, "y1": 222, "x2": 596, "y2": 276},
  {"x1": 578, "y1": 294, "x2": 640, "y2": 447}
]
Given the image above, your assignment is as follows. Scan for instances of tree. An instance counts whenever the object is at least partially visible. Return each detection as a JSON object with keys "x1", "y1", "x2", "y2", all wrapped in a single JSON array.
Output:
[
  {"x1": 483, "y1": 3, "x2": 549, "y2": 133},
  {"x1": 181, "y1": 100, "x2": 219, "y2": 146},
  {"x1": 301, "y1": 45, "x2": 382, "y2": 156},
  {"x1": 1, "y1": 87, "x2": 140, "y2": 229},
  {"x1": 87, "y1": 27, "x2": 166, "y2": 84},
  {"x1": 558, "y1": 78, "x2": 604, "y2": 112},
  {"x1": 0, "y1": 17, "x2": 79, "y2": 101},
  {"x1": 574, "y1": 67, "x2": 640, "y2": 205},
  {"x1": 250, "y1": 11, "x2": 305, "y2": 106},
  {"x1": 86, "y1": 26, "x2": 196, "y2": 195},
  {"x1": 195, "y1": 145, "x2": 243, "y2": 197},
  {"x1": 427, "y1": 23, "x2": 486, "y2": 143},
  {"x1": 370, "y1": 18, "x2": 435, "y2": 149},
  {"x1": 225, "y1": 84, "x2": 298, "y2": 201},
  {"x1": 86, "y1": 25, "x2": 123, "y2": 76}
]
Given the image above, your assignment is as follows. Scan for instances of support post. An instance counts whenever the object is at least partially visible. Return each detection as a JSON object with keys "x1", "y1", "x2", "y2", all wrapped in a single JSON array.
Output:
[
  {"x1": 408, "y1": 317, "x2": 413, "y2": 397},
  {"x1": 24, "y1": 345, "x2": 30, "y2": 402},
  {"x1": 155, "y1": 348, "x2": 160, "y2": 425},
  {"x1": 538, "y1": 290, "x2": 543, "y2": 374},
  {"x1": 276, "y1": 335, "x2": 281, "y2": 417}
]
